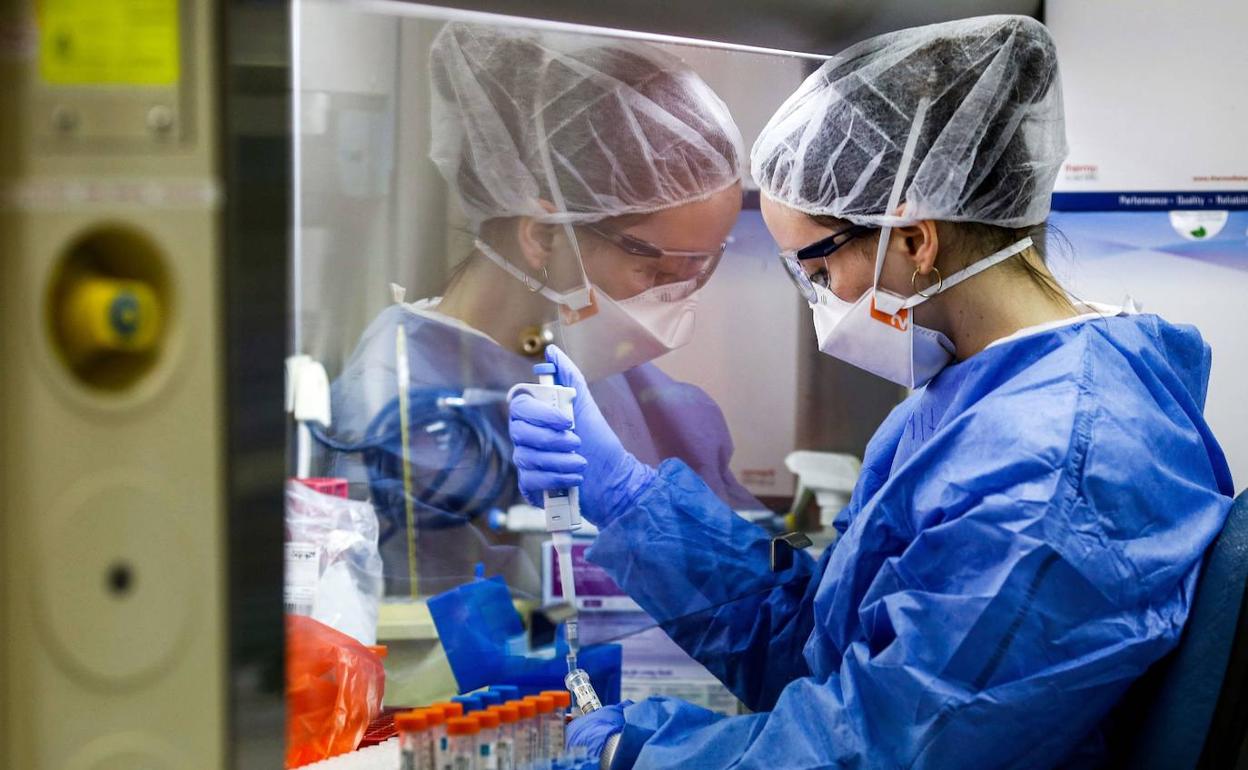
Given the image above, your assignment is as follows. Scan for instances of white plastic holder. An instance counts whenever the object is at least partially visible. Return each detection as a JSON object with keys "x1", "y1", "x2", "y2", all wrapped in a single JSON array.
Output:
[
  {"x1": 785, "y1": 450, "x2": 861, "y2": 530},
  {"x1": 286, "y1": 354, "x2": 332, "y2": 479}
]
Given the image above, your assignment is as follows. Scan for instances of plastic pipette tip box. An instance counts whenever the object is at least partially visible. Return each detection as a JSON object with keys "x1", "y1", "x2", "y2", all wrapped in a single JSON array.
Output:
[
  {"x1": 357, "y1": 706, "x2": 410, "y2": 748},
  {"x1": 295, "y1": 477, "x2": 350, "y2": 498}
]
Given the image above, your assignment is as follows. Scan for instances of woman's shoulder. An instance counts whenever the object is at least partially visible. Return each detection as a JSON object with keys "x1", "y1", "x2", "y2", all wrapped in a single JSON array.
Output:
[
  {"x1": 951, "y1": 313, "x2": 1212, "y2": 418},
  {"x1": 937, "y1": 312, "x2": 1229, "y2": 495}
]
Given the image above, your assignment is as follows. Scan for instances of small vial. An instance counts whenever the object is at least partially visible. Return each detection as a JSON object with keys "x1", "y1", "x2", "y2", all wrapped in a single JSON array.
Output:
[
  {"x1": 513, "y1": 699, "x2": 539, "y2": 769},
  {"x1": 446, "y1": 717, "x2": 480, "y2": 770},
  {"x1": 539, "y1": 691, "x2": 572, "y2": 761},
  {"x1": 472, "y1": 709, "x2": 501, "y2": 770},
  {"x1": 564, "y1": 669, "x2": 601, "y2": 715},
  {"x1": 488, "y1": 703, "x2": 520, "y2": 770},
  {"x1": 433, "y1": 699, "x2": 467, "y2": 768},
  {"x1": 397, "y1": 710, "x2": 431, "y2": 770},
  {"x1": 521, "y1": 696, "x2": 544, "y2": 764},
  {"x1": 422, "y1": 706, "x2": 449, "y2": 770},
  {"x1": 525, "y1": 695, "x2": 556, "y2": 765},
  {"x1": 432, "y1": 701, "x2": 467, "y2": 720}
]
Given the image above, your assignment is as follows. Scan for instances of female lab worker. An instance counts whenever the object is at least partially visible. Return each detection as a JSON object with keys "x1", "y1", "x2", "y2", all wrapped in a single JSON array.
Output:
[
  {"x1": 322, "y1": 23, "x2": 757, "y2": 598},
  {"x1": 510, "y1": 16, "x2": 1235, "y2": 769}
]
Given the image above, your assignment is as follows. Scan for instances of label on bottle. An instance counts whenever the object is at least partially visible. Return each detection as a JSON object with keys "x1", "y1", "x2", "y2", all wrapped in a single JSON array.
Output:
[{"x1": 283, "y1": 542, "x2": 320, "y2": 614}]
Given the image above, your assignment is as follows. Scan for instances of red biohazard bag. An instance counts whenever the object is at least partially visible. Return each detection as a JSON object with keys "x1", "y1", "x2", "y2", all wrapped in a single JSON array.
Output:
[{"x1": 285, "y1": 615, "x2": 385, "y2": 767}]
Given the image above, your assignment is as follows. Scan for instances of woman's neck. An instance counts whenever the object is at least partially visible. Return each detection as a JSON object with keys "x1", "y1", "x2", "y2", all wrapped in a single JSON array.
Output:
[
  {"x1": 917, "y1": 256, "x2": 1078, "y2": 360},
  {"x1": 434, "y1": 254, "x2": 551, "y2": 353}
]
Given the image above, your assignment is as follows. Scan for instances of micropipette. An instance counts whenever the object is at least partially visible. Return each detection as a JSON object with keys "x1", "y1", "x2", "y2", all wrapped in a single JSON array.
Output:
[{"x1": 508, "y1": 363, "x2": 584, "y2": 669}]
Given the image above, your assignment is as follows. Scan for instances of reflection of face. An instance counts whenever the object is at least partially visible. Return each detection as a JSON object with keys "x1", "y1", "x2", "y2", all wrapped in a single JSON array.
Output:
[
  {"x1": 760, "y1": 195, "x2": 911, "y2": 302},
  {"x1": 577, "y1": 184, "x2": 743, "y2": 300}
]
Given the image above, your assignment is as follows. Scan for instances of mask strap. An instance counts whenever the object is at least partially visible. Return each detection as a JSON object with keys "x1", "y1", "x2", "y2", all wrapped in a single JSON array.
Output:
[
  {"x1": 900, "y1": 236, "x2": 1034, "y2": 311},
  {"x1": 871, "y1": 97, "x2": 931, "y2": 317},
  {"x1": 533, "y1": 104, "x2": 593, "y2": 312},
  {"x1": 475, "y1": 238, "x2": 584, "y2": 308}
]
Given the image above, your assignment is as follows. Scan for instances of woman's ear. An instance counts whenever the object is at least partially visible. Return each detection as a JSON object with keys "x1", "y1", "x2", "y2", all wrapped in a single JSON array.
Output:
[
  {"x1": 514, "y1": 200, "x2": 560, "y2": 271},
  {"x1": 896, "y1": 219, "x2": 940, "y2": 276}
]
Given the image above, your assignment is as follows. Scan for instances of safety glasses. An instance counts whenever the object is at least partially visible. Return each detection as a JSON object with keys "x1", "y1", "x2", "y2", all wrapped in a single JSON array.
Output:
[
  {"x1": 583, "y1": 223, "x2": 726, "y2": 288},
  {"x1": 778, "y1": 224, "x2": 876, "y2": 304}
]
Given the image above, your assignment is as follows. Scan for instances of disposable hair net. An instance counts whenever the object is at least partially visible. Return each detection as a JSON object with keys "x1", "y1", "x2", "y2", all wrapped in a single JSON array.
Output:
[
  {"x1": 750, "y1": 15, "x2": 1067, "y2": 228},
  {"x1": 429, "y1": 22, "x2": 743, "y2": 231}
]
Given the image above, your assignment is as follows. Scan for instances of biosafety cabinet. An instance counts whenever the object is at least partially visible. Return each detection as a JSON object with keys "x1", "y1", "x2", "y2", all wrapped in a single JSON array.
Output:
[{"x1": 0, "y1": 1, "x2": 1098, "y2": 768}]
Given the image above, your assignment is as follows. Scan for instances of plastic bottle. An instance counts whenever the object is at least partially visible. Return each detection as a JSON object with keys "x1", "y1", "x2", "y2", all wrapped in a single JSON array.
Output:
[
  {"x1": 488, "y1": 703, "x2": 520, "y2": 770},
  {"x1": 539, "y1": 691, "x2": 571, "y2": 761},
  {"x1": 471, "y1": 709, "x2": 501, "y2": 770},
  {"x1": 446, "y1": 717, "x2": 480, "y2": 770},
  {"x1": 396, "y1": 709, "x2": 431, "y2": 770},
  {"x1": 513, "y1": 699, "x2": 539, "y2": 769}
]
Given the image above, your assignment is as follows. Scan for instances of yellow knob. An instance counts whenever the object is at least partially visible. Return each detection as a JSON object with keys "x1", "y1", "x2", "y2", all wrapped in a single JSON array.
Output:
[{"x1": 60, "y1": 274, "x2": 162, "y2": 359}]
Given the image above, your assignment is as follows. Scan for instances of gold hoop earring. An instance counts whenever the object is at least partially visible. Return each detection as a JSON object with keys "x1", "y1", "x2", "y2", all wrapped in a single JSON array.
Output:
[
  {"x1": 525, "y1": 265, "x2": 550, "y2": 293},
  {"x1": 912, "y1": 267, "x2": 943, "y2": 299}
]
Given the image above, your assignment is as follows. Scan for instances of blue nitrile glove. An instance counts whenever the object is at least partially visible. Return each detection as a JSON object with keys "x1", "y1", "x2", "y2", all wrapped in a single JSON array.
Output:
[
  {"x1": 509, "y1": 346, "x2": 656, "y2": 524},
  {"x1": 567, "y1": 700, "x2": 632, "y2": 758}
]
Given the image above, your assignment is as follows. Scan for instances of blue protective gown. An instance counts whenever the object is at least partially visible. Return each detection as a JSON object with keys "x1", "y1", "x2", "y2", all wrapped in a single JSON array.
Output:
[
  {"x1": 585, "y1": 312, "x2": 1235, "y2": 769},
  {"x1": 323, "y1": 300, "x2": 758, "y2": 597}
]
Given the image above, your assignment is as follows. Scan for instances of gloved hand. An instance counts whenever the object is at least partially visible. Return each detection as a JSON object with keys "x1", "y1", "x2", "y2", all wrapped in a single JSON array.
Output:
[
  {"x1": 510, "y1": 346, "x2": 656, "y2": 524},
  {"x1": 566, "y1": 700, "x2": 632, "y2": 758}
]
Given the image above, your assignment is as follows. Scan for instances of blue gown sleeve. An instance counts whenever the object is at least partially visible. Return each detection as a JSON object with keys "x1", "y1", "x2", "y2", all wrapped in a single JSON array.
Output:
[
  {"x1": 586, "y1": 460, "x2": 821, "y2": 711},
  {"x1": 603, "y1": 439, "x2": 1230, "y2": 769}
]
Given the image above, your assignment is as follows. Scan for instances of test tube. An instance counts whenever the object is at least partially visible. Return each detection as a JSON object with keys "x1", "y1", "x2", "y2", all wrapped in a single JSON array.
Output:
[
  {"x1": 524, "y1": 695, "x2": 556, "y2": 766},
  {"x1": 435, "y1": 703, "x2": 467, "y2": 770},
  {"x1": 432, "y1": 701, "x2": 467, "y2": 719},
  {"x1": 472, "y1": 709, "x2": 501, "y2": 770},
  {"x1": 446, "y1": 717, "x2": 480, "y2": 770},
  {"x1": 488, "y1": 703, "x2": 520, "y2": 770},
  {"x1": 513, "y1": 699, "x2": 538, "y2": 769},
  {"x1": 396, "y1": 710, "x2": 431, "y2": 770},
  {"x1": 422, "y1": 706, "x2": 449, "y2": 770},
  {"x1": 539, "y1": 691, "x2": 571, "y2": 761}
]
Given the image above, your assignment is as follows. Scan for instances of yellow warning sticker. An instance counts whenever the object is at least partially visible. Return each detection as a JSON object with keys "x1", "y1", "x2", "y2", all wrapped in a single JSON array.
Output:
[{"x1": 36, "y1": 0, "x2": 180, "y2": 85}]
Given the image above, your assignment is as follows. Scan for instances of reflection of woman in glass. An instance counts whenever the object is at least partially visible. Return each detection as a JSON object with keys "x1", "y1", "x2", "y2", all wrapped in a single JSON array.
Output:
[{"x1": 321, "y1": 22, "x2": 756, "y2": 599}]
